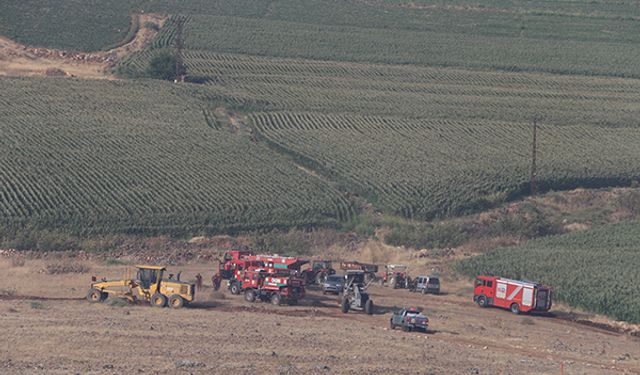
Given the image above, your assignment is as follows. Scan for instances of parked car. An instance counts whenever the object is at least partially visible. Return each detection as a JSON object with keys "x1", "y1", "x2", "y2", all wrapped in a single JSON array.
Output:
[
  {"x1": 390, "y1": 307, "x2": 429, "y2": 332},
  {"x1": 322, "y1": 274, "x2": 345, "y2": 295},
  {"x1": 411, "y1": 275, "x2": 440, "y2": 294}
]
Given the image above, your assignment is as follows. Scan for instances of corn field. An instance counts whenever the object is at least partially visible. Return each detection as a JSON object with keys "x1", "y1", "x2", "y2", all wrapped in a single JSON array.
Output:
[
  {"x1": 0, "y1": 78, "x2": 350, "y2": 236},
  {"x1": 251, "y1": 111, "x2": 640, "y2": 219},
  {"x1": 455, "y1": 220, "x2": 640, "y2": 323}
]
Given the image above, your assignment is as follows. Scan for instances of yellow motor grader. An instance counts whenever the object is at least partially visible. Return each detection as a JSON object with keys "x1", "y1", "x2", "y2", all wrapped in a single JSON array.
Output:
[{"x1": 86, "y1": 265, "x2": 195, "y2": 308}]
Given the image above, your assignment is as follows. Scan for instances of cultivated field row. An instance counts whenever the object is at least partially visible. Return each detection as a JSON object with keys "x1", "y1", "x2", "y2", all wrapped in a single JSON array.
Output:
[
  {"x1": 252, "y1": 111, "x2": 640, "y2": 219},
  {"x1": 0, "y1": 78, "x2": 352, "y2": 235}
]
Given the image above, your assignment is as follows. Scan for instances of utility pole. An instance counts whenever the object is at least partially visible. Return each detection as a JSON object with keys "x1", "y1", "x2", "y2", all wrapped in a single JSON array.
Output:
[
  {"x1": 174, "y1": 16, "x2": 185, "y2": 82},
  {"x1": 530, "y1": 116, "x2": 538, "y2": 196}
]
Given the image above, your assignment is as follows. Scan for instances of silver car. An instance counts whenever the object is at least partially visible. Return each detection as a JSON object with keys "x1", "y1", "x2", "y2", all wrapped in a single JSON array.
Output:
[
  {"x1": 322, "y1": 275, "x2": 345, "y2": 294},
  {"x1": 412, "y1": 275, "x2": 440, "y2": 294}
]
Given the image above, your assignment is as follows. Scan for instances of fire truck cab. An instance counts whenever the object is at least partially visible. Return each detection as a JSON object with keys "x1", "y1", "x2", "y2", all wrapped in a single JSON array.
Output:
[
  {"x1": 218, "y1": 250, "x2": 261, "y2": 280},
  {"x1": 473, "y1": 275, "x2": 552, "y2": 314}
]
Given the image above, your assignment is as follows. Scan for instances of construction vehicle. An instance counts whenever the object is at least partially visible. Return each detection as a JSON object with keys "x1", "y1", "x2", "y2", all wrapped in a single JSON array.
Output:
[
  {"x1": 238, "y1": 268, "x2": 305, "y2": 305},
  {"x1": 86, "y1": 265, "x2": 195, "y2": 308},
  {"x1": 300, "y1": 260, "x2": 336, "y2": 284},
  {"x1": 340, "y1": 270, "x2": 374, "y2": 314},
  {"x1": 473, "y1": 275, "x2": 553, "y2": 314},
  {"x1": 340, "y1": 261, "x2": 378, "y2": 283},
  {"x1": 381, "y1": 264, "x2": 410, "y2": 289}
]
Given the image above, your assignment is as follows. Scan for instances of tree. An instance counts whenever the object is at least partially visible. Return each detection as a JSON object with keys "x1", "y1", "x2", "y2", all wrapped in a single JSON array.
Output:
[{"x1": 146, "y1": 50, "x2": 177, "y2": 81}]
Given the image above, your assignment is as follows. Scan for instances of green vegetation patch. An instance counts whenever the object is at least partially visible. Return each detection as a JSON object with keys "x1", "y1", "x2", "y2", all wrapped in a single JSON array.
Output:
[
  {"x1": 0, "y1": 0, "x2": 142, "y2": 51},
  {"x1": 0, "y1": 77, "x2": 350, "y2": 239},
  {"x1": 455, "y1": 220, "x2": 640, "y2": 323},
  {"x1": 252, "y1": 111, "x2": 640, "y2": 220}
]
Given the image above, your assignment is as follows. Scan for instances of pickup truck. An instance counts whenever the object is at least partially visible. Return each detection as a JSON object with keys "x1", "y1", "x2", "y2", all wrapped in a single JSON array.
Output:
[{"x1": 390, "y1": 307, "x2": 429, "y2": 332}]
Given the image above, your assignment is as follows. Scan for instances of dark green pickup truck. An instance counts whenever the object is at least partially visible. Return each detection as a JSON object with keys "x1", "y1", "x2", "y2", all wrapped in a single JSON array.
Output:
[{"x1": 390, "y1": 307, "x2": 429, "y2": 332}]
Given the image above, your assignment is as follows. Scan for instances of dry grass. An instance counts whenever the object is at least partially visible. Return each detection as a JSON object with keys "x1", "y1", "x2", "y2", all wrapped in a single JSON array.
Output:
[
  {"x1": 0, "y1": 287, "x2": 17, "y2": 296},
  {"x1": 10, "y1": 257, "x2": 25, "y2": 267},
  {"x1": 521, "y1": 317, "x2": 535, "y2": 325},
  {"x1": 44, "y1": 261, "x2": 90, "y2": 274}
]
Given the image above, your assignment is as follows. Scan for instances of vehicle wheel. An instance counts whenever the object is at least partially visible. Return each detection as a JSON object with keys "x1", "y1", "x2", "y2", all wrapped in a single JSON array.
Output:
[
  {"x1": 151, "y1": 293, "x2": 167, "y2": 308},
  {"x1": 477, "y1": 295, "x2": 488, "y2": 308},
  {"x1": 271, "y1": 293, "x2": 281, "y2": 306},
  {"x1": 510, "y1": 303, "x2": 520, "y2": 314},
  {"x1": 87, "y1": 288, "x2": 105, "y2": 303},
  {"x1": 390, "y1": 320, "x2": 395, "y2": 330},
  {"x1": 403, "y1": 325, "x2": 411, "y2": 332},
  {"x1": 245, "y1": 289, "x2": 256, "y2": 303},
  {"x1": 230, "y1": 281, "x2": 240, "y2": 295},
  {"x1": 169, "y1": 294, "x2": 185, "y2": 309},
  {"x1": 365, "y1": 299, "x2": 374, "y2": 315},
  {"x1": 340, "y1": 298, "x2": 350, "y2": 313},
  {"x1": 316, "y1": 272, "x2": 327, "y2": 285},
  {"x1": 322, "y1": 290, "x2": 327, "y2": 295},
  {"x1": 389, "y1": 277, "x2": 397, "y2": 289}
]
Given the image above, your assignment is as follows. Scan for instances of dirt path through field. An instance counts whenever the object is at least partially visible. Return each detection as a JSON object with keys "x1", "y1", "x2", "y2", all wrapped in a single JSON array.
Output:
[{"x1": 0, "y1": 13, "x2": 165, "y2": 79}]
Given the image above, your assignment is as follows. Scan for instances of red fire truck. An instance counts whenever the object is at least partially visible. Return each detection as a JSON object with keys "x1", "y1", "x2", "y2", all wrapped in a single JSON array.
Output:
[
  {"x1": 473, "y1": 275, "x2": 552, "y2": 314},
  {"x1": 239, "y1": 268, "x2": 305, "y2": 305},
  {"x1": 217, "y1": 250, "x2": 261, "y2": 279}
]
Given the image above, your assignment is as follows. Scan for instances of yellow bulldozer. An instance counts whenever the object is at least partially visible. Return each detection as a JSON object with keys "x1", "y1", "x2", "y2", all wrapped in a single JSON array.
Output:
[{"x1": 86, "y1": 265, "x2": 195, "y2": 308}]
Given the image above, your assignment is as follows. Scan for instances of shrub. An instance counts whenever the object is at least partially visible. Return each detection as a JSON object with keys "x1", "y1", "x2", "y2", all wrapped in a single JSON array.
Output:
[
  {"x1": 490, "y1": 203, "x2": 560, "y2": 239},
  {"x1": 146, "y1": 50, "x2": 178, "y2": 80},
  {"x1": 617, "y1": 190, "x2": 640, "y2": 215},
  {"x1": 384, "y1": 221, "x2": 471, "y2": 249},
  {"x1": 143, "y1": 21, "x2": 160, "y2": 31},
  {"x1": 30, "y1": 301, "x2": 45, "y2": 309}
]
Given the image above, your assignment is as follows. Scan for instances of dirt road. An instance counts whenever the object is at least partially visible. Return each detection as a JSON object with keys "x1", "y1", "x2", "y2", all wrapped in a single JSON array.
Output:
[
  {"x1": 0, "y1": 13, "x2": 165, "y2": 79},
  {"x1": 0, "y1": 259, "x2": 638, "y2": 374}
]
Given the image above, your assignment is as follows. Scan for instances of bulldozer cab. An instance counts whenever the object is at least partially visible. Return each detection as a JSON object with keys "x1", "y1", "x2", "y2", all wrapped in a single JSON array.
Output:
[{"x1": 135, "y1": 266, "x2": 165, "y2": 290}]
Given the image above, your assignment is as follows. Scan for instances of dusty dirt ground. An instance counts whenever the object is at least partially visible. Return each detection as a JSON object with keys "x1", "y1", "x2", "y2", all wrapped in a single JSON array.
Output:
[
  {"x1": 0, "y1": 13, "x2": 165, "y2": 79},
  {"x1": 0, "y1": 257, "x2": 638, "y2": 375}
]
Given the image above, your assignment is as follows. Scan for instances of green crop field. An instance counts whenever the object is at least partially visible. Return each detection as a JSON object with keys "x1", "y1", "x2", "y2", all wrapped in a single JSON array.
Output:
[
  {"x1": 454, "y1": 220, "x2": 640, "y2": 323},
  {"x1": 141, "y1": 51, "x2": 640, "y2": 126},
  {"x1": 0, "y1": 77, "x2": 351, "y2": 236},
  {"x1": 3, "y1": 0, "x2": 640, "y2": 233},
  {"x1": 251, "y1": 111, "x2": 640, "y2": 219}
]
